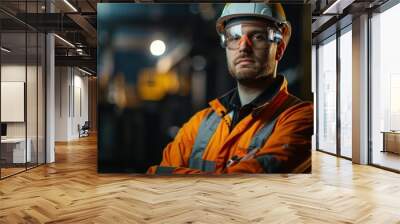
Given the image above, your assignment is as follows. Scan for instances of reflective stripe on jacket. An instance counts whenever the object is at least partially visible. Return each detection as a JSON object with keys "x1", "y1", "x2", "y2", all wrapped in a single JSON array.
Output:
[{"x1": 147, "y1": 77, "x2": 313, "y2": 174}]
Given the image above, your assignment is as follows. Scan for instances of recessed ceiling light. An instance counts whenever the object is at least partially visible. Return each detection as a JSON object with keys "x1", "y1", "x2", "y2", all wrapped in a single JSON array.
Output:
[
  {"x1": 1, "y1": 47, "x2": 11, "y2": 53},
  {"x1": 54, "y1": 34, "x2": 75, "y2": 48},
  {"x1": 78, "y1": 67, "x2": 93, "y2": 76},
  {"x1": 63, "y1": 0, "x2": 78, "y2": 12},
  {"x1": 322, "y1": 0, "x2": 345, "y2": 15}
]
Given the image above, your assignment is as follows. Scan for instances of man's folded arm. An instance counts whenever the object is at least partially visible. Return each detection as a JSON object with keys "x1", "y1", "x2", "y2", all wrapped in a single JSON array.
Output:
[
  {"x1": 226, "y1": 103, "x2": 313, "y2": 174},
  {"x1": 147, "y1": 109, "x2": 211, "y2": 174}
]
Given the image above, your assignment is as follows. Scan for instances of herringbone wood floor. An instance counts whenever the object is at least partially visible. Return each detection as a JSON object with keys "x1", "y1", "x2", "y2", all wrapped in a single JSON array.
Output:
[{"x1": 1, "y1": 135, "x2": 400, "y2": 224}]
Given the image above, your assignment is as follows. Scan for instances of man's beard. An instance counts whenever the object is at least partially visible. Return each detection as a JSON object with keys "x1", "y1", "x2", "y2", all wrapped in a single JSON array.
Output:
[{"x1": 229, "y1": 65, "x2": 274, "y2": 87}]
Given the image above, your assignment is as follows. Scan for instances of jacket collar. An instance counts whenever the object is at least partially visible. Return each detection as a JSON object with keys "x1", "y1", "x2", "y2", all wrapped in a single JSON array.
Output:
[{"x1": 209, "y1": 75, "x2": 289, "y2": 117}]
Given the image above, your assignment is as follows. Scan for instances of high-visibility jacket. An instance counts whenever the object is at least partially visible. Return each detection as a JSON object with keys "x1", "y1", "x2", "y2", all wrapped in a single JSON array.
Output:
[{"x1": 147, "y1": 77, "x2": 313, "y2": 174}]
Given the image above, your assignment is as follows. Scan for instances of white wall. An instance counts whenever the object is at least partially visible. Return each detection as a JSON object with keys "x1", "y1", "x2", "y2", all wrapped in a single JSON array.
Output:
[
  {"x1": 1, "y1": 65, "x2": 26, "y2": 130},
  {"x1": 55, "y1": 67, "x2": 89, "y2": 141},
  {"x1": 1, "y1": 65, "x2": 36, "y2": 138},
  {"x1": 1, "y1": 63, "x2": 46, "y2": 164},
  {"x1": 1, "y1": 65, "x2": 26, "y2": 81},
  {"x1": 55, "y1": 67, "x2": 69, "y2": 141},
  {"x1": 1, "y1": 65, "x2": 26, "y2": 141}
]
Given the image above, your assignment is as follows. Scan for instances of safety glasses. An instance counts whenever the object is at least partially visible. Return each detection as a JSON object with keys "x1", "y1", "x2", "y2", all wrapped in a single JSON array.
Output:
[{"x1": 220, "y1": 23, "x2": 282, "y2": 50}]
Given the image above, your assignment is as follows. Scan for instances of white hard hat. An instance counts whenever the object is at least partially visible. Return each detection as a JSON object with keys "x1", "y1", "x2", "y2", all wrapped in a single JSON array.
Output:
[{"x1": 216, "y1": 3, "x2": 288, "y2": 35}]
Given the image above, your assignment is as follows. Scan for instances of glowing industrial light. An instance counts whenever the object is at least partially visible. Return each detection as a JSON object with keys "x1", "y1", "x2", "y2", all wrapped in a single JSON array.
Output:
[
  {"x1": 150, "y1": 40, "x2": 166, "y2": 56},
  {"x1": 63, "y1": 0, "x2": 78, "y2": 12}
]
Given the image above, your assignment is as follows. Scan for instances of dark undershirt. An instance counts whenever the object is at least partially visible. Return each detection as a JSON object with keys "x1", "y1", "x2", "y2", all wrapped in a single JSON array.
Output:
[{"x1": 223, "y1": 76, "x2": 284, "y2": 132}]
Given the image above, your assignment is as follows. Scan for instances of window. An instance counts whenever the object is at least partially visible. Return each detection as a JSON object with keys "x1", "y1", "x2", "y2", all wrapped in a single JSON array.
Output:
[
  {"x1": 339, "y1": 28, "x2": 352, "y2": 158},
  {"x1": 370, "y1": 3, "x2": 400, "y2": 171},
  {"x1": 317, "y1": 35, "x2": 337, "y2": 154}
]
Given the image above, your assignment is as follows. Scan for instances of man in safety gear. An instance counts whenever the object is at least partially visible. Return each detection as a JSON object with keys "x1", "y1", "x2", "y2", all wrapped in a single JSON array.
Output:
[{"x1": 147, "y1": 3, "x2": 313, "y2": 174}]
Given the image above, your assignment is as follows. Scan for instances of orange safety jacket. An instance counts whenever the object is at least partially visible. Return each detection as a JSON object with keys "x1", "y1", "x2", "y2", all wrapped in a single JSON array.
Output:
[{"x1": 147, "y1": 76, "x2": 313, "y2": 174}]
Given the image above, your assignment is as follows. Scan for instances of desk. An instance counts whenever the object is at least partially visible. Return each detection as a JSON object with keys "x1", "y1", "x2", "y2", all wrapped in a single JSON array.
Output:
[
  {"x1": 1, "y1": 138, "x2": 31, "y2": 163},
  {"x1": 382, "y1": 131, "x2": 400, "y2": 154}
]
